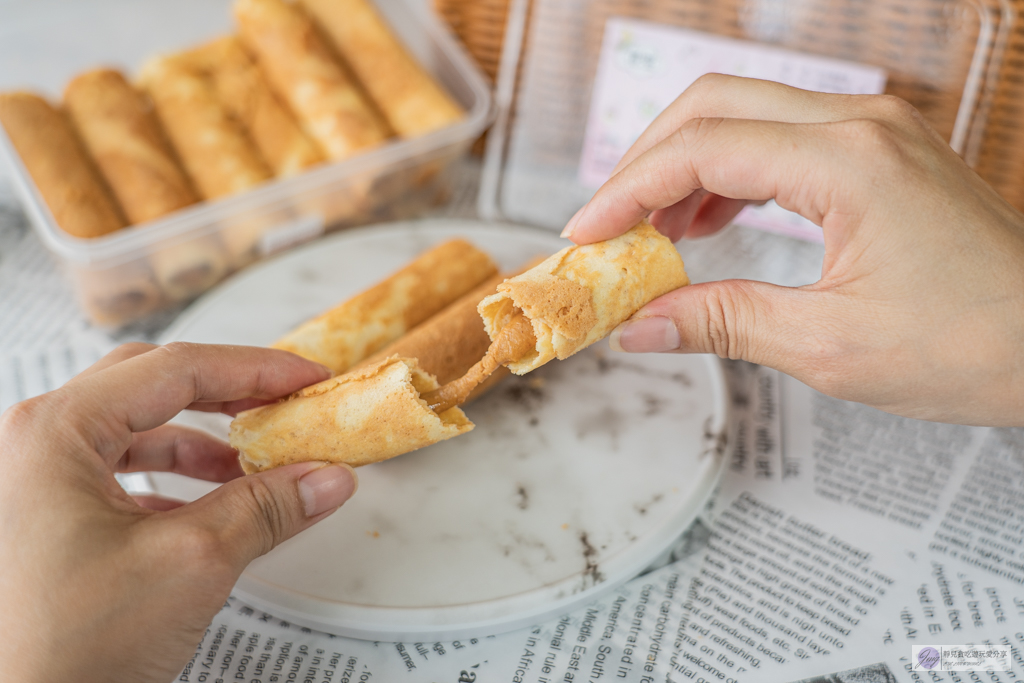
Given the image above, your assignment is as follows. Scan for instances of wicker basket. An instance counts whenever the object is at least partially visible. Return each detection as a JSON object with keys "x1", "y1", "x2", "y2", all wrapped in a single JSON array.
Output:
[
  {"x1": 973, "y1": 0, "x2": 1024, "y2": 211},
  {"x1": 437, "y1": 0, "x2": 1024, "y2": 212}
]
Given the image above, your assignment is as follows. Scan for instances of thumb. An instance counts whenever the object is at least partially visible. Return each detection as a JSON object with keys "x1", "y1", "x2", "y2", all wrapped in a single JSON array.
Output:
[
  {"x1": 609, "y1": 280, "x2": 816, "y2": 370},
  {"x1": 173, "y1": 461, "x2": 358, "y2": 571}
]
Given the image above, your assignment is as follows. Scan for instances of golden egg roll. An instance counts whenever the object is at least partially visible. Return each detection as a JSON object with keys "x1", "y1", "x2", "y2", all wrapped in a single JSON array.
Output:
[
  {"x1": 352, "y1": 272, "x2": 506, "y2": 383},
  {"x1": 479, "y1": 220, "x2": 689, "y2": 375},
  {"x1": 272, "y1": 238, "x2": 498, "y2": 372},
  {"x1": 138, "y1": 57, "x2": 272, "y2": 201},
  {"x1": 173, "y1": 37, "x2": 325, "y2": 177},
  {"x1": 63, "y1": 69, "x2": 199, "y2": 224},
  {"x1": 299, "y1": 0, "x2": 465, "y2": 137},
  {"x1": 235, "y1": 0, "x2": 392, "y2": 161},
  {"x1": 0, "y1": 92, "x2": 126, "y2": 239},
  {"x1": 230, "y1": 356, "x2": 472, "y2": 472},
  {"x1": 351, "y1": 258, "x2": 543, "y2": 394}
]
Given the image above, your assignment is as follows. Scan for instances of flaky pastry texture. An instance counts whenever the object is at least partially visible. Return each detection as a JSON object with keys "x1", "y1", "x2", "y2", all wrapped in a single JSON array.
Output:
[{"x1": 230, "y1": 356, "x2": 472, "y2": 472}]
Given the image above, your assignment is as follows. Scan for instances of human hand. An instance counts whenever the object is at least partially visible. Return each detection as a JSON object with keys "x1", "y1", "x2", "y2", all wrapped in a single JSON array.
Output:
[
  {"x1": 0, "y1": 342, "x2": 357, "y2": 683},
  {"x1": 563, "y1": 75, "x2": 1024, "y2": 426}
]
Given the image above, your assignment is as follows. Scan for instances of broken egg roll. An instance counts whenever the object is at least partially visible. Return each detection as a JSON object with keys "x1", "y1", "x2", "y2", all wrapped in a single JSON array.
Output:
[
  {"x1": 235, "y1": 0, "x2": 391, "y2": 161},
  {"x1": 299, "y1": 0, "x2": 464, "y2": 137},
  {"x1": 0, "y1": 92, "x2": 126, "y2": 239},
  {"x1": 230, "y1": 356, "x2": 472, "y2": 472},
  {"x1": 351, "y1": 257, "x2": 543, "y2": 394},
  {"x1": 272, "y1": 238, "x2": 498, "y2": 373},
  {"x1": 479, "y1": 220, "x2": 689, "y2": 375},
  {"x1": 63, "y1": 69, "x2": 199, "y2": 224},
  {"x1": 351, "y1": 272, "x2": 505, "y2": 382}
]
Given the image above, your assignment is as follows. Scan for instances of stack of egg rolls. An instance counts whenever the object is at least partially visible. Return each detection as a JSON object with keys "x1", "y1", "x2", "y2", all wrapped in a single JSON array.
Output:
[
  {"x1": 64, "y1": 69, "x2": 229, "y2": 303},
  {"x1": 171, "y1": 36, "x2": 324, "y2": 178},
  {"x1": 235, "y1": 0, "x2": 392, "y2": 162},
  {"x1": 0, "y1": 91, "x2": 155, "y2": 324},
  {"x1": 0, "y1": 0, "x2": 471, "y2": 328},
  {"x1": 299, "y1": 0, "x2": 465, "y2": 137}
]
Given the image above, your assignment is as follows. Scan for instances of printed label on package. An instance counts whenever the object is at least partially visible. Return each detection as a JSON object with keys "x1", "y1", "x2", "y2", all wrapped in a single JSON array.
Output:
[{"x1": 578, "y1": 18, "x2": 887, "y2": 242}]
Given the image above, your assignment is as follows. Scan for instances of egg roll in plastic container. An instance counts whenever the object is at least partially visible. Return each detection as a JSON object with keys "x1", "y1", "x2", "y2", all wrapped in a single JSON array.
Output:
[
  {"x1": 140, "y1": 55, "x2": 274, "y2": 268},
  {"x1": 300, "y1": 0, "x2": 465, "y2": 137},
  {"x1": 235, "y1": 0, "x2": 392, "y2": 161},
  {"x1": 64, "y1": 69, "x2": 227, "y2": 302},
  {"x1": 0, "y1": 92, "x2": 125, "y2": 239}
]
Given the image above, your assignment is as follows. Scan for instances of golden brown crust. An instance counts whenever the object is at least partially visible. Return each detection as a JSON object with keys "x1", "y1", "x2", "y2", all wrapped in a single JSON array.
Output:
[
  {"x1": 0, "y1": 91, "x2": 126, "y2": 238},
  {"x1": 139, "y1": 57, "x2": 272, "y2": 200},
  {"x1": 64, "y1": 69, "x2": 198, "y2": 224},
  {"x1": 299, "y1": 0, "x2": 464, "y2": 137},
  {"x1": 272, "y1": 238, "x2": 498, "y2": 373},
  {"x1": 235, "y1": 0, "x2": 392, "y2": 161},
  {"x1": 479, "y1": 220, "x2": 690, "y2": 374},
  {"x1": 352, "y1": 272, "x2": 506, "y2": 384},
  {"x1": 230, "y1": 356, "x2": 473, "y2": 471},
  {"x1": 172, "y1": 37, "x2": 325, "y2": 177}
]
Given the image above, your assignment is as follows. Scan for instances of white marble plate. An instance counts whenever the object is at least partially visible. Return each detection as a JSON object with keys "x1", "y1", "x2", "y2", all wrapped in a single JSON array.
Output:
[{"x1": 155, "y1": 219, "x2": 728, "y2": 641}]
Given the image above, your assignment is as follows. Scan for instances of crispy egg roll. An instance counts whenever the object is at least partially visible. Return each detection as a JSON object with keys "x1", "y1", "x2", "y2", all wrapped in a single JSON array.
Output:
[
  {"x1": 0, "y1": 92, "x2": 126, "y2": 239},
  {"x1": 353, "y1": 272, "x2": 506, "y2": 383},
  {"x1": 479, "y1": 220, "x2": 689, "y2": 375},
  {"x1": 299, "y1": 0, "x2": 464, "y2": 137},
  {"x1": 139, "y1": 57, "x2": 272, "y2": 200},
  {"x1": 230, "y1": 356, "x2": 472, "y2": 472},
  {"x1": 174, "y1": 37, "x2": 325, "y2": 177},
  {"x1": 63, "y1": 69, "x2": 199, "y2": 224},
  {"x1": 351, "y1": 258, "x2": 543, "y2": 396},
  {"x1": 272, "y1": 238, "x2": 497, "y2": 372},
  {"x1": 235, "y1": 0, "x2": 392, "y2": 161}
]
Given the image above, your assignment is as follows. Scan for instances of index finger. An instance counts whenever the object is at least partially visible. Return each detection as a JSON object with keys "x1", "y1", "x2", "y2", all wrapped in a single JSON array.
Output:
[
  {"x1": 566, "y1": 116, "x2": 852, "y2": 244},
  {"x1": 608, "y1": 75, "x2": 870, "y2": 178},
  {"x1": 59, "y1": 342, "x2": 331, "y2": 464}
]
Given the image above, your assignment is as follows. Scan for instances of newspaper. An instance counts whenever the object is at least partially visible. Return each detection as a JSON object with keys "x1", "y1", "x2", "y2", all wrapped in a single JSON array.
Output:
[{"x1": 1, "y1": 173, "x2": 1022, "y2": 682}]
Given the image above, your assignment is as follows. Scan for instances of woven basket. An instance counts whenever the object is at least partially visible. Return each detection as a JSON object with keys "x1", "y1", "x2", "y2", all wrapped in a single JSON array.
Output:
[
  {"x1": 973, "y1": 0, "x2": 1024, "y2": 211},
  {"x1": 437, "y1": 0, "x2": 1024, "y2": 211}
]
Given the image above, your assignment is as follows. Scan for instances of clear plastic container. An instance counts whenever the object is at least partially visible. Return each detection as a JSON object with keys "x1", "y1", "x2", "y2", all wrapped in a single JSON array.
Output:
[
  {"x1": 0, "y1": 0, "x2": 492, "y2": 326},
  {"x1": 479, "y1": 0, "x2": 1012, "y2": 230}
]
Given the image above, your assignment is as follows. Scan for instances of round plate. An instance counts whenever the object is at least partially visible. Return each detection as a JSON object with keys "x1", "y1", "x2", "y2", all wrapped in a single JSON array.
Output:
[{"x1": 155, "y1": 219, "x2": 728, "y2": 641}]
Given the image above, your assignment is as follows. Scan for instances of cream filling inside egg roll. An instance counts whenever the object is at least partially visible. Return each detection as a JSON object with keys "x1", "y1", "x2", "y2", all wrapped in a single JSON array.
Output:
[{"x1": 478, "y1": 220, "x2": 689, "y2": 375}]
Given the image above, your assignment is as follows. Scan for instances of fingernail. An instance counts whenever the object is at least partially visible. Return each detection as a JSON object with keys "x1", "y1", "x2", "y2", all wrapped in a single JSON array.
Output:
[
  {"x1": 561, "y1": 205, "x2": 586, "y2": 238},
  {"x1": 298, "y1": 464, "x2": 357, "y2": 517},
  {"x1": 316, "y1": 363, "x2": 335, "y2": 378},
  {"x1": 609, "y1": 316, "x2": 681, "y2": 353}
]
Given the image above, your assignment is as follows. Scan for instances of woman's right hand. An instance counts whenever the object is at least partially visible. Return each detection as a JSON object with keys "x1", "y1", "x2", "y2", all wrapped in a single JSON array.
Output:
[{"x1": 565, "y1": 75, "x2": 1024, "y2": 426}]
